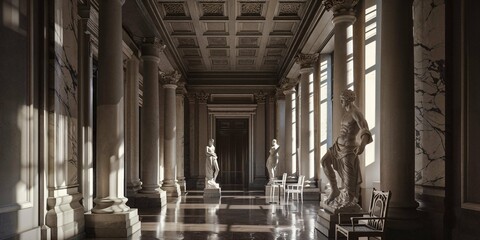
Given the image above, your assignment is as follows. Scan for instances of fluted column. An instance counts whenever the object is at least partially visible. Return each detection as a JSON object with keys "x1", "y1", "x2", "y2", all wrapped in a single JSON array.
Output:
[
  {"x1": 275, "y1": 89, "x2": 286, "y2": 176},
  {"x1": 324, "y1": 0, "x2": 358, "y2": 137},
  {"x1": 161, "y1": 71, "x2": 181, "y2": 197},
  {"x1": 281, "y1": 78, "x2": 298, "y2": 176},
  {"x1": 197, "y1": 92, "x2": 209, "y2": 187},
  {"x1": 176, "y1": 82, "x2": 187, "y2": 193},
  {"x1": 254, "y1": 91, "x2": 267, "y2": 184},
  {"x1": 139, "y1": 39, "x2": 165, "y2": 195},
  {"x1": 125, "y1": 56, "x2": 141, "y2": 198},
  {"x1": 380, "y1": 0, "x2": 419, "y2": 237},
  {"x1": 86, "y1": 0, "x2": 140, "y2": 238},
  {"x1": 296, "y1": 53, "x2": 319, "y2": 187}
]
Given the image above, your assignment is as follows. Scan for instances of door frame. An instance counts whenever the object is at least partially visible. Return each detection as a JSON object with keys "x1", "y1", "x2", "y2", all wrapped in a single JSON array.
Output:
[{"x1": 207, "y1": 104, "x2": 256, "y2": 187}]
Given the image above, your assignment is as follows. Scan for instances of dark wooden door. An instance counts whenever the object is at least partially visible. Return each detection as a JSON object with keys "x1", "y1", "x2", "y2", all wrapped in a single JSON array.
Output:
[{"x1": 215, "y1": 119, "x2": 249, "y2": 190}]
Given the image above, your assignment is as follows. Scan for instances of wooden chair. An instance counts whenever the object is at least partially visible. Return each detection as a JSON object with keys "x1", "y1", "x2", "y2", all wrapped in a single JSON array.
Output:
[
  {"x1": 272, "y1": 173, "x2": 288, "y2": 200},
  {"x1": 285, "y1": 175, "x2": 305, "y2": 204},
  {"x1": 335, "y1": 188, "x2": 392, "y2": 240}
]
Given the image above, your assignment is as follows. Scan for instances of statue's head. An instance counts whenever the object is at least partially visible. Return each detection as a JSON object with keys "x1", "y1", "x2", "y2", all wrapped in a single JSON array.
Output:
[
  {"x1": 272, "y1": 139, "x2": 277, "y2": 145},
  {"x1": 208, "y1": 138, "x2": 214, "y2": 146},
  {"x1": 340, "y1": 89, "x2": 356, "y2": 103}
]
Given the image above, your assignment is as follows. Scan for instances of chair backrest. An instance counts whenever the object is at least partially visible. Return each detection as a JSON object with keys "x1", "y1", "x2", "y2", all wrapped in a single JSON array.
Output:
[
  {"x1": 367, "y1": 188, "x2": 391, "y2": 231},
  {"x1": 298, "y1": 175, "x2": 305, "y2": 190},
  {"x1": 281, "y1": 173, "x2": 287, "y2": 186}
]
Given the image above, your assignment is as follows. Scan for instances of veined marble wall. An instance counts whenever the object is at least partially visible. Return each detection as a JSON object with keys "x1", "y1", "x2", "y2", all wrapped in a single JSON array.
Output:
[
  {"x1": 50, "y1": 0, "x2": 78, "y2": 186},
  {"x1": 413, "y1": 0, "x2": 445, "y2": 187}
]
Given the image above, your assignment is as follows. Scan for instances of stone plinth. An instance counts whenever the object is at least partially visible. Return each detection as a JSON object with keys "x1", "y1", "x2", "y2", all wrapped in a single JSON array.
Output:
[
  {"x1": 265, "y1": 185, "x2": 280, "y2": 203},
  {"x1": 204, "y1": 188, "x2": 221, "y2": 198},
  {"x1": 315, "y1": 194, "x2": 363, "y2": 238},
  {"x1": 133, "y1": 191, "x2": 167, "y2": 208},
  {"x1": 85, "y1": 209, "x2": 141, "y2": 238},
  {"x1": 303, "y1": 187, "x2": 321, "y2": 201}
]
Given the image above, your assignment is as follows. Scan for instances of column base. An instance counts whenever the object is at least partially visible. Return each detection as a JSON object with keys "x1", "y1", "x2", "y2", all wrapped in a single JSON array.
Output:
[
  {"x1": 385, "y1": 207, "x2": 426, "y2": 240},
  {"x1": 204, "y1": 188, "x2": 221, "y2": 198},
  {"x1": 45, "y1": 190, "x2": 85, "y2": 240},
  {"x1": 162, "y1": 184, "x2": 181, "y2": 197},
  {"x1": 177, "y1": 178, "x2": 186, "y2": 193},
  {"x1": 126, "y1": 180, "x2": 142, "y2": 197},
  {"x1": 133, "y1": 190, "x2": 167, "y2": 208},
  {"x1": 303, "y1": 187, "x2": 320, "y2": 201},
  {"x1": 85, "y1": 209, "x2": 141, "y2": 238}
]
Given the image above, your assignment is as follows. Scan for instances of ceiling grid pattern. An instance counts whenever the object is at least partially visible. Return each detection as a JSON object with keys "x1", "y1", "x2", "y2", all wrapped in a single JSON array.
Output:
[{"x1": 156, "y1": 0, "x2": 310, "y2": 83}]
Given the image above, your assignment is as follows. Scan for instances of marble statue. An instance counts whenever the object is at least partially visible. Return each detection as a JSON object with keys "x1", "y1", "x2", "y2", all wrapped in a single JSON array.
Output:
[
  {"x1": 321, "y1": 89, "x2": 372, "y2": 209},
  {"x1": 266, "y1": 139, "x2": 280, "y2": 185},
  {"x1": 205, "y1": 139, "x2": 220, "y2": 189}
]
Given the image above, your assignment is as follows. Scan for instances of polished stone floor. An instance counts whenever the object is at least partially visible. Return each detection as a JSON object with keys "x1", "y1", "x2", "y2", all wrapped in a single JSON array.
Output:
[{"x1": 136, "y1": 191, "x2": 329, "y2": 240}]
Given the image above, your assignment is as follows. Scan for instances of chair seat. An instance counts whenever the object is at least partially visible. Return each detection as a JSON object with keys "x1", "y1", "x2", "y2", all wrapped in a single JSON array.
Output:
[{"x1": 337, "y1": 224, "x2": 382, "y2": 233}]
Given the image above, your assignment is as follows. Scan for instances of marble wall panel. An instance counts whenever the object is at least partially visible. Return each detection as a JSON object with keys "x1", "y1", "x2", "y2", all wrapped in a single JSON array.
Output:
[
  {"x1": 413, "y1": 0, "x2": 445, "y2": 187},
  {"x1": 50, "y1": 0, "x2": 78, "y2": 186}
]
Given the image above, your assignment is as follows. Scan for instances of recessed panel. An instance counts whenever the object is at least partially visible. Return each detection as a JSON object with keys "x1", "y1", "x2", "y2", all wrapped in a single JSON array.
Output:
[
  {"x1": 238, "y1": 49, "x2": 257, "y2": 57},
  {"x1": 176, "y1": 37, "x2": 198, "y2": 48},
  {"x1": 182, "y1": 49, "x2": 202, "y2": 57},
  {"x1": 272, "y1": 22, "x2": 295, "y2": 34},
  {"x1": 238, "y1": 59, "x2": 255, "y2": 65},
  {"x1": 201, "y1": 3, "x2": 225, "y2": 16},
  {"x1": 170, "y1": 22, "x2": 195, "y2": 34},
  {"x1": 212, "y1": 59, "x2": 229, "y2": 65},
  {"x1": 240, "y1": 3, "x2": 263, "y2": 16},
  {"x1": 212, "y1": 65, "x2": 231, "y2": 70},
  {"x1": 162, "y1": 3, "x2": 187, "y2": 17},
  {"x1": 210, "y1": 49, "x2": 229, "y2": 57},
  {"x1": 204, "y1": 22, "x2": 228, "y2": 34},
  {"x1": 237, "y1": 22, "x2": 263, "y2": 34},
  {"x1": 237, "y1": 37, "x2": 259, "y2": 47},
  {"x1": 267, "y1": 37, "x2": 289, "y2": 48},
  {"x1": 278, "y1": 2, "x2": 303, "y2": 16},
  {"x1": 207, "y1": 37, "x2": 228, "y2": 47},
  {"x1": 266, "y1": 48, "x2": 284, "y2": 56}
]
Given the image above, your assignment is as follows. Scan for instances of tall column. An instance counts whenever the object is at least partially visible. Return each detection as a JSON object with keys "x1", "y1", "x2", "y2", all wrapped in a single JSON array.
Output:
[
  {"x1": 86, "y1": 0, "x2": 140, "y2": 238},
  {"x1": 137, "y1": 39, "x2": 167, "y2": 206},
  {"x1": 161, "y1": 71, "x2": 182, "y2": 197},
  {"x1": 380, "y1": 0, "x2": 419, "y2": 238},
  {"x1": 324, "y1": 0, "x2": 358, "y2": 137},
  {"x1": 255, "y1": 91, "x2": 267, "y2": 185},
  {"x1": 125, "y1": 57, "x2": 141, "y2": 198},
  {"x1": 197, "y1": 92, "x2": 209, "y2": 188},
  {"x1": 176, "y1": 82, "x2": 187, "y2": 193},
  {"x1": 296, "y1": 53, "x2": 319, "y2": 186},
  {"x1": 78, "y1": 2, "x2": 94, "y2": 212},
  {"x1": 281, "y1": 78, "x2": 298, "y2": 176},
  {"x1": 275, "y1": 89, "x2": 286, "y2": 176},
  {"x1": 187, "y1": 93, "x2": 198, "y2": 186}
]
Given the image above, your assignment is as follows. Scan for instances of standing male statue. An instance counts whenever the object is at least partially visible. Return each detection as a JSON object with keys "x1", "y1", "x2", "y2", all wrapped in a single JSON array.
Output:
[{"x1": 321, "y1": 89, "x2": 372, "y2": 209}]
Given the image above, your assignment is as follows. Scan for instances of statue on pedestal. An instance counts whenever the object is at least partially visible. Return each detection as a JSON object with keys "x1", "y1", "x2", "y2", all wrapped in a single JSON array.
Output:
[
  {"x1": 321, "y1": 89, "x2": 372, "y2": 210},
  {"x1": 266, "y1": 139, "x2": 280, "y2": 185},
  {"x1": 205, "y1": 139, "x2": 220, "y2": 189}
]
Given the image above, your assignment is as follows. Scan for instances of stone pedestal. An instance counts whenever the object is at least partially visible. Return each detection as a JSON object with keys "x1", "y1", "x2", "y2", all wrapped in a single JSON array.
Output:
[
  {"x1": 85, "y1": 209, "x2": 141, "y2": 238},
  {"x1": 133, "y1": 191, "x2": 167, "y2": 208},
  {"x1": 265, "y1": 185, "x2": 280, "y2": 203},
  {"x1": 204, "y1": 188, "x2": 221, "y2": 198},
  {"x1": 315, "y1": 194, "x2": 363, "y2": 238},
  {"x1": 303, "y1": 187, "x2": 321, "y2": 201}
]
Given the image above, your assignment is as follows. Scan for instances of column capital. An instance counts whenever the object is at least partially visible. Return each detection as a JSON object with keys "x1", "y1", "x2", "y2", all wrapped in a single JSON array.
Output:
[
  {"x1": 176, "y1": 81, "x2": 187, "y2": 95},
  {"x1": 187, "y1": 93, "x2": 197, "y2": 103},
  {"x1": 295, "y1": 53, "x2": 319, "y2": 69},
  {"x1": 161, "y1": 70, "x2": 181, "y2": 88},
  {"x1": 141, "y1": 37, "x2": 166, "y2": 62},
  {"x1": 275, "y1": 87, "x2": 286, "y2": 99},
  {"x1": 254, "y1": 91, "x2": 267, "y2": 104},
  {"x1": 196, "y1": 92, "x2": 210, "y2": 103},
  {"x1": 323, "y1": 0, "x2": 358, "y2": 18},
  {"x1": 279, "y1": 77, "x2": 299, "y2": 92}
]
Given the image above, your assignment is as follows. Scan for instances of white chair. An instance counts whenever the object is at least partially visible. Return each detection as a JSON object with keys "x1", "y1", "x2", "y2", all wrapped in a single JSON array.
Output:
[
  {"x1": 286, "y1": 175, "x2": 305, "y2": 204},
  {"x1": 272, "y1": 173, "x2": 287, "y2": 200}
]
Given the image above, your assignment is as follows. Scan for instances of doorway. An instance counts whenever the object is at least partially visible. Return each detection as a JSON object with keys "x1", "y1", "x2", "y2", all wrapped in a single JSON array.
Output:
[{"x1": 215, "y1": 118, "x2": 249, "y2": 190}]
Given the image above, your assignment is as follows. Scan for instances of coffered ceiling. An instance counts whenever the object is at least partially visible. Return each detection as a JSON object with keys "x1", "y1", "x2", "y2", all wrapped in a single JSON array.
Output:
[{"x1": 126, "y1": 0, "x2": 324, "y2": 85}]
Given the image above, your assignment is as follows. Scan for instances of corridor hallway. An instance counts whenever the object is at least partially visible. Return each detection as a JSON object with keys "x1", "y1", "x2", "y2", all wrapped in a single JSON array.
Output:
[{"x1": 130, "y1": 192, "x2": 323, "y2": 240}]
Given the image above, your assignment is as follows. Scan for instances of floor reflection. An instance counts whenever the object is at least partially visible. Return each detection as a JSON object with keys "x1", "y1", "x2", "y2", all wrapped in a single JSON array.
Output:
[{"x1": 138, "y1": 191, "x2": 326, "y2": 240}]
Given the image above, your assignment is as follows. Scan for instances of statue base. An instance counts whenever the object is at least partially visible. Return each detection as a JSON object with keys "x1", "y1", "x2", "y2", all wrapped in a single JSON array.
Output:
[
  {"x1": 265, "y1": 185, "x2": 280, "y2": 203},
  {"x1": 315, "y1": 193, "x2": 364, "y2": 238},
  {"x1": 203, "y1": 188, "x2": 221, "y2": 198}
]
